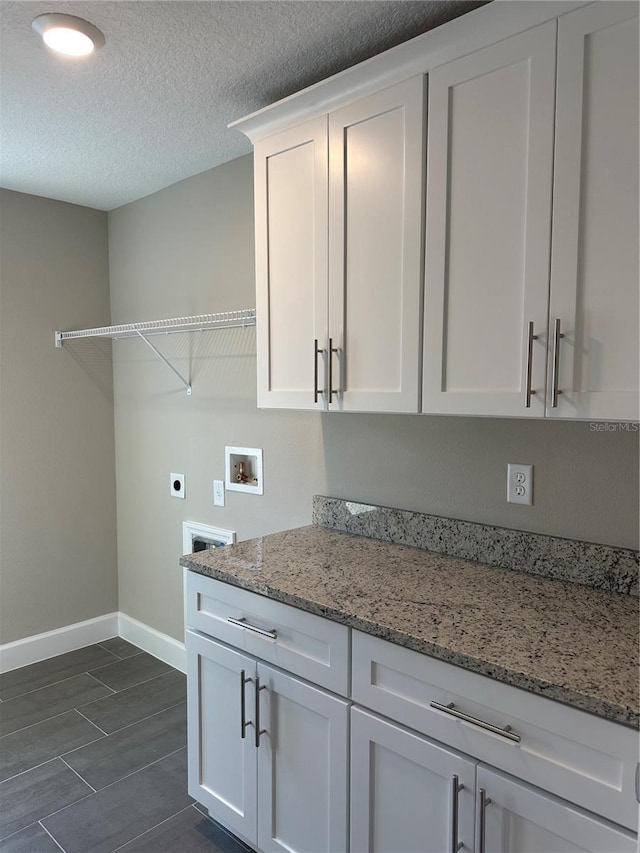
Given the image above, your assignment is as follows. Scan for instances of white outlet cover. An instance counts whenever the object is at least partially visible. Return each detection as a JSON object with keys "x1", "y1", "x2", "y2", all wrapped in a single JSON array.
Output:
[
  {"x1": 507, "y1": 463, "x2": 533, "y2": 505},
  {"x1": 170, "y1": 472, "x2": 185, "y2": 499}
]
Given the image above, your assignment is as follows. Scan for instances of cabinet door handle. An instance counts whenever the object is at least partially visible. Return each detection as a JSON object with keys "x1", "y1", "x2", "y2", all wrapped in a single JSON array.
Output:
[
  {"x1": 227, "y1": 617, "x2": 277, "y2": 641},
  {"x1": 328, "y1": 337, "x2": 339, "y2": 402},
  {"x1": 551, "y1": 318, "x2": 564, "y2": 408},
  {"x1": 430, "y1": 701, "x2": 521, "y2": 743},
  {"x1": 254, "y1": 677, "x2": 268, "y2": 748},
  {"x1": 478, "y1": 788, "x2": 492, "y2": 853},
  {"x1": 450, "y1": 774, "x2": 464, "y2": 853},
  {"x1": 524, "y1": 321, "x2": 538, "y2": 408},
  {"x1": 313, "y1": 339, "x2": 325, "y2": 404},
  {"x1": 240, "y1": 669, "x2": 252, "y2": 739}
]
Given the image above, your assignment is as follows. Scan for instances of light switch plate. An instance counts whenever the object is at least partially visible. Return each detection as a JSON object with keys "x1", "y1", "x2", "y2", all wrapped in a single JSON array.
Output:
[{"x1": 213, "y1": 479, "x2": 225, "y2": 507}]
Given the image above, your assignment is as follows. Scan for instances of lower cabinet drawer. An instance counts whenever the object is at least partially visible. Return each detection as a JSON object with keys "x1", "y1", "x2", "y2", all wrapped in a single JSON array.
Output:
[
  {"x1": 351, "y1": 630, "x2": 638, "y2": 832},
  {"x1": 185, "y1": 570, "x2": 349, "y2": 695}
]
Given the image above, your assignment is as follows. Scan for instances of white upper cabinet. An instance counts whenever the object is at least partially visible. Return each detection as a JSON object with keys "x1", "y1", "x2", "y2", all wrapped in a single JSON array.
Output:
[
  {"x1": 254, "y1": 117, "x2": 328, "y2": 409},
  {"x1": 422, "y1": 5, "x2": 639, "y2": 421},
  {"x1": 547, "y1": 2, "x2": 639, "y2": 421},
  {"x1": 328, "y1": 77, "x2": 425, "y2": 413},
  {"x1": 247, "y1": 1, "x2": 638, "y2": 419},
  {"x1": 254, "y1": 78, "x2": 425, "y2": 412},
  {"x1": 422, "y1": 23, "x2": 557, "y2": 417}
]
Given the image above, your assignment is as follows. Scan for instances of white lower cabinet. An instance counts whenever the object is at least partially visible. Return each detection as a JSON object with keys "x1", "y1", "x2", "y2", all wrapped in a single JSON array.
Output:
[
  {"x1": 186, "y1": 629, "x2": 349, "y2": 853},
  {"x1": 349, "y1": 707, "x2": 637, "y2": 853},
  {"x1": 186, "y1": 631, "x2": 257, "y2": 843},
  {"x1": 350, "y1": 707, "x2": 476, "y2": 853},
  {"x1": 186, "y1": 575, "x2": 638, "y2": 853},
  {"x1": 351, "y1": 630, "x2": 638, "y2": 834},
  {"x1": 477, "y1": 766, "x2": 637, "y2": 853},
  {"x1": 256, "y1": 664, "x2": 349, "y2": 853}
]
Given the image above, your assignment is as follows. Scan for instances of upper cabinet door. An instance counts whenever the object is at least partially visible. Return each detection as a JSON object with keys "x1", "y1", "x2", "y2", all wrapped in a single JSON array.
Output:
[
  {"x1": 328, "y1": 77, "x2": 425, "y2": 413},
  {"x1": 547, "y1": 3, "x2": 639, "y2": 421},
  {"x1": 254, "y1": 117, "x2": 328, "y2": 409},
  {"x1": 422, "y1": 23, "x2": 557, "y2": 417}
]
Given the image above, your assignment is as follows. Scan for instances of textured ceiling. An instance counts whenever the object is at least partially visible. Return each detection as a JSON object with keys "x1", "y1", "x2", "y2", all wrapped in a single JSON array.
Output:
[{"x1": 0, "y1": 1, "x2": 486, "y2": 211}]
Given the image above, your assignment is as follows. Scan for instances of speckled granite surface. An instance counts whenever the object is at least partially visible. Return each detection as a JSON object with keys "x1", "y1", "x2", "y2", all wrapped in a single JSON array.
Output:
[
  {"x1": 313, "y1": 496, "x2": 639, "y2": 596},
  {"x1": 181, "y1": 526, "x2": 639, "y2": 729}
]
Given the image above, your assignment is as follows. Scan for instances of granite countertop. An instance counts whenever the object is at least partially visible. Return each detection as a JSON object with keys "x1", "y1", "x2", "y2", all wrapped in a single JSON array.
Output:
[{"x1": 181, "y1": 525, "x2": 639, "y2": 729}]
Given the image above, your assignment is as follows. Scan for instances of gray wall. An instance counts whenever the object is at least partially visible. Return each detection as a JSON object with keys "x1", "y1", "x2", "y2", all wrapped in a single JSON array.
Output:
[
  {"x1": 108, "y1": 157, "x2": 324, "y2": 641},
  {"x1": 108, "y1": 154, "x2": 639, "y2": 643},
  {"x1": 0, "y1": 190, "x2": 117, "y2": 645},
  {"x1": 321, "y1": 413, "x2": 639, "y2": 545}
]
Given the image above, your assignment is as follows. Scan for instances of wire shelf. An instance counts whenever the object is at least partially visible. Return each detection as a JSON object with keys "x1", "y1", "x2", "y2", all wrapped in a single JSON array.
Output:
[
  {"x1": 55, "y1": 309, "x2": 256, "y2": 344},
  {"x1": 54, "y1": 309, "x2": 256, "y2": 395}
]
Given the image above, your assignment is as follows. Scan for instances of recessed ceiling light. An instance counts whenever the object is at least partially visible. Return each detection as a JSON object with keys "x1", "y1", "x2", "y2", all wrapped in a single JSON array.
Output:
[{"x1": 32, "y1": 13, "x2": 105, "y2": 57}]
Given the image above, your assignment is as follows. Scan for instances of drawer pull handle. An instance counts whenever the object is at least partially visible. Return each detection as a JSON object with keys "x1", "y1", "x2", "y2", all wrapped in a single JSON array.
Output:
[
  {"x1": 328, "y1": 337, "x2": 339, "y2": 402},
  {"x1": 240, "y1": 669, "x2": 252, "y2": 739},
  {"x1": 450, "y1": 774, "x2": 463, "y2": 853},
  {"x1": 551, "y1": 318, "x2": 565, "y2": 408},
  {"x1": 478, "y1": 788, "x2": 492, "y2": 853},
  {"x1": 313, "y1": 338, "x2": 325, "y2": 404},
  {"x1": 255, "y1": 677, "x2": 268, "y2": 748},
  {"x1": 228, "y1": 617, "x2": 277, "y2": 641},
  {"x1": 430, "y1": 701, "x2": 521, "y2": 744},
  {"x1": 524, "y1": 320, "x2": 538, "y2": 408}
]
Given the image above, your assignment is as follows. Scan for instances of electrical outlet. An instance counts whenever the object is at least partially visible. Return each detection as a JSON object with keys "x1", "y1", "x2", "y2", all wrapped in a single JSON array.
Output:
[
  {"x1": 170, "y1": 473, "x2": 185, "y2": 499},
  {"x1": 213, "y1": 479, "x2": 225, "y2": 507},
  {"x1": 507, "y1": 463, "x2": 533, "y2": 505}
]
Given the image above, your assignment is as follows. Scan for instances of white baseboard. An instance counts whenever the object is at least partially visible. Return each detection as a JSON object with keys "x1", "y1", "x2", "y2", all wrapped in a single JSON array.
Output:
[
  {"x1": 0, "y1": 612, "x2": 186, "y2": 675},
  {"x1": 118, "y1": 613, "x2": 186, "y2": 673},
  {"x1": 0, "y1": 613, "x2": 119, "y2": 674}
]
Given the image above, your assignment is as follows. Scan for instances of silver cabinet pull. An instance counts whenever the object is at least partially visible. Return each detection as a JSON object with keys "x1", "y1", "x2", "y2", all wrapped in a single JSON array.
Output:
[
  {"x1": 254, "y1": 677, "x2": 267, "y2": 748},
  {"x1": 328, "y1": 337, "x2": 339, "y2": 402},
  {"x1": 524, "y1": 321, "x2": 538, "y2": 408},
  {"x1": 551, "y1": 318, "x2": 564, "y2": 408},
  {"x1": 240, "y1": 669, "x2": 252, "y2": 739},
  {"x1": 478, "y1": 788, "x2": 492, "y2": 853},
  {"x1": 313, "y1": 339, "x2": 325, "y2": 404},
  {"x1": 227, "y1": 617, "x2": 277, "y2": 641},
  {"x1": 450, "y1": 774, "x2": 464, "y2": 853},
  {"x1": 430, "y1": 701, "x2": 521, "y2": 744}
]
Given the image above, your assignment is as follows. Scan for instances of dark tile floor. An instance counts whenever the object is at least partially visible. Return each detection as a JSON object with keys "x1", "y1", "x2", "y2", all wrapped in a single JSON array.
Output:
[{"x1": 0, "y1": 639, "x2": 252, "y2": 853}]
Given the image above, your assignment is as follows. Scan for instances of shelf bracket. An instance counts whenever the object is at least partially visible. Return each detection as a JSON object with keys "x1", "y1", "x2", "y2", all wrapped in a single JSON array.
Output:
[{"x1": 135, "y1": 330, "x2": 192, "y2": 395}]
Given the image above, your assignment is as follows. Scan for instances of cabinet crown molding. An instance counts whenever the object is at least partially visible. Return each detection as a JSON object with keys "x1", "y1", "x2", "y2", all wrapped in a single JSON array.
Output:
[{"x1": 229, "y1": 1, "x2": 589, "y2": 143}]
